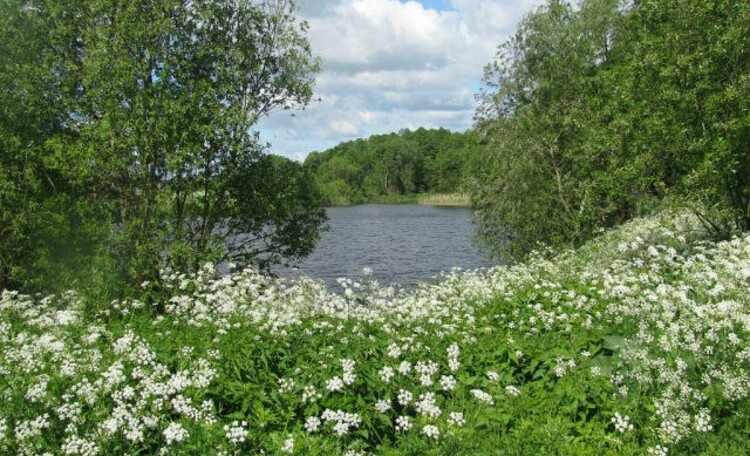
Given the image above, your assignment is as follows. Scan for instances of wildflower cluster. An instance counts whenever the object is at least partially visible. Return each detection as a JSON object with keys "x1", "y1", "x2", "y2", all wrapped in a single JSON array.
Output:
[{"x1": 0, "y1": 211, "x2": 748, "y2": 453}]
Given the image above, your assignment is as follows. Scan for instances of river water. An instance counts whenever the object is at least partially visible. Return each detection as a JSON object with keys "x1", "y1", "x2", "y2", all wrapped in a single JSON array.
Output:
[{"x1": 274, "y1": 204, "x2": 499, "y2": 289}]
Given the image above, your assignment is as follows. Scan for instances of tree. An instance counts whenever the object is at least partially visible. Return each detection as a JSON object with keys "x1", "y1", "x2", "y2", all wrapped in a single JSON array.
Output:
[
  {"x1": 1, "y1": 0, "x2": 325, "y2": 289},
  {"x1": 474, "y1": 0, "x2": 631, "y2": 259},
  {"x1": 0, "y1": 0, "x2": 111, "y2": 291},
  {"x1": 303, "y1": 128, "x2": 478, "y2": 205},
  {"x1": 474, "y1": 0, "x2": 750, "y2": 259},
  {"x1": 622, "y1": 0, "x2": 750, "y2": 236}
]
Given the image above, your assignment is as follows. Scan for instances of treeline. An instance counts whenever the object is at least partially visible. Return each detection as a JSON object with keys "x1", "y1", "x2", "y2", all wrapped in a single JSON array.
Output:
[
  {"x1": 303, "y1": 128, "x2": 481, "y2": 205},
  {"x1": 473, "y1": 0, "x2": 749, "y2": 259}
]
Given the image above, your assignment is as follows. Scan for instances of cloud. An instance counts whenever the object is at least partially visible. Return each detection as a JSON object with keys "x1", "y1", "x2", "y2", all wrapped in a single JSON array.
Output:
[
  {"x1": 306, "y1": 0, "x2": 462, "y2": 73},
  {"x1": 258, "y1": 0, "x2": 545, "y2": 160}
]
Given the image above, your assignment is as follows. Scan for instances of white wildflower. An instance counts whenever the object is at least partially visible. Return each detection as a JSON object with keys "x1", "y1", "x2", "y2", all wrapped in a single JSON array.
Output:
[
  {"x1": 379, "y1": 366, "x2": 395, "y2": 383},
  {"x1": 448, "y1": 411, "x2": 466, "y2": 427},
  {"x1": 505, "y1": 385, "x2": 521, "y2": 397},
  {"x1": 343, "y1": 451, "x2": 366, "y2": 456},
  {"x1": 415, "y1": 392, "x2": 441, "y2": 419},
  {"x1": 694, "y1": 408, "x2": 713, "y2": 432},
  {"x1": 277, "y1": 377, "x2": 295, "y2": 394},
  {"x1": 387, "y1": 343, "x2": 402, "y2": 359},
  {"x1": 321, "y1": 409, "x2": 362, "y2": 436},
  {"x1": 341, "y1": 359, "x2": 356, "y2": 385},
  {"x1": 647, "y1": 445, "x2": 669, "y2": 456},
  {"x1": 395, "y1": 415, "x2": 412, "y2": 431},
  {"x1": 302, "y1": 385, "x2": 321, "y2": 403},
  {"x1": 375, "y1": 399, "x2": 391, "y2": 413},
  {"x1": 612, "y1": 412, "x2": 634, "y2": 433},
  {"x1": 224, "y1": 420, "x2": 248, "y2": 445},
  {"x1": 470, "y1": 389, "x2": 494, "y2": 405},
  {"x1": 15, "y1": 414, "x2": 50, "y2": 441},
  {"x1": 420, "y1": 373, "x2": 434, "y2": 386},
  {"x1": 397, "y1": 389, "x2": 413, "y2": 406},
  {"x1": 439, "y1": 375, "x2": 457, "y2": 391},
  {"x1": 61, "y1": 435, "x2": 99, "y2": 456},
  {"x1": 326, "y1": 376, "x2": 344, "y2": 392},
  {"x1": 447, "y1": 343, "x2": 460, "y2": 371},
  {"x1": 304, "y1": 416, "x2": 321, "y2": 433},
  {"x1": 422, "y1": 424, "x2": 440, "y2": 440},
  {"x1": 163, "y1": 422, "x2": 189, "y2": 445},
  {"x1": 281, "y1": 435, "x2": 294, "y2": 454}
]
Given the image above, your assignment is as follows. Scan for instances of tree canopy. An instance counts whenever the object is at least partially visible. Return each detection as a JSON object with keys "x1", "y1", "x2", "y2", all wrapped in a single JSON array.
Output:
[
  {"x1": 0, "y1": 0, "x2": 325, "y2": 292},
  {"x1": 303, "y1": 128, "x2": 482, "y2": 205},
  {"x1": 473, "y1": 0, "x2": 750, "y2": 259}
]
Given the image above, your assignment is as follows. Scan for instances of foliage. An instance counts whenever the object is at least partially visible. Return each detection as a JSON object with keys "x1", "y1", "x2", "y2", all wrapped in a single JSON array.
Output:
[
  {"x1": 1, "y1": 212, "x2": 749, "y2": 454},
  {"x1": 474, "y1": 0, "x2": 750, "y2": 259},
  {"x1": 0, "y1": 0, "x2": 325, "y2": 291},
  {"x1": 622, "y1": 0, "x2": 750, "y2": 237},
  {"x1": 304, "y1": 129, "x2": 481, "y2": 206},
  {"x1": 0, "y1": 0, "x2": 112, "y2": 292}
]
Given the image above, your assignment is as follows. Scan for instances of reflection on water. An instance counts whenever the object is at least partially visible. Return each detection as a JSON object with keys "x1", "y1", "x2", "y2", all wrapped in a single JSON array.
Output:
[{"x1": 273, "y1": 204, "x2": 499, "y2": 289}]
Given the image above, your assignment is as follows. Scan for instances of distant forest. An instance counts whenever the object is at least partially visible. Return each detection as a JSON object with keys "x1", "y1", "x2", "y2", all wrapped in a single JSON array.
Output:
[{"x1": 303, "y1": 128, "x2": 482, "y2": 205}]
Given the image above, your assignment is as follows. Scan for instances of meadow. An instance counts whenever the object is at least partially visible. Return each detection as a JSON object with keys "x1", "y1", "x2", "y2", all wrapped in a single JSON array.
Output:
[{"x1": 1, "y1": 211, "x2": 749, "y2": 455}]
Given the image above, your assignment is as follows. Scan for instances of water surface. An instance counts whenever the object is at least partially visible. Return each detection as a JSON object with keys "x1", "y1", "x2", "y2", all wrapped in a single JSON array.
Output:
[{"x1": 274, "y1": 204, "x2": 498, "y2": 289}]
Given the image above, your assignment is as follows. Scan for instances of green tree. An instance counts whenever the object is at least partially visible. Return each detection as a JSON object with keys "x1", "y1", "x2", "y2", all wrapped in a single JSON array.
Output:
[
  {"x1": 474, "y1": 0, "x2": 631, "y2": 259},
  {"x1": 1, "y1": 0, "x2": 325, "y2": 289},
  {"x1": 0, "y1": 0, "x2": 110, "y2": 291},
  {"x1": 303, "y1": 128, "x2": 476, "y2": 205},
  {"x1": 623, "y1": 0, "x2": 750, "y2": 236},
  {"x1": 474, "y1": 0, "x2": 750, "y2": 259}
]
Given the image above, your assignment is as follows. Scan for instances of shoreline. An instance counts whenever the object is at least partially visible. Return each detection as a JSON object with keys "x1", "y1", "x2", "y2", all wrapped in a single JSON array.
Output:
[{"x1": 322, "y1": 193, "x2": 471, "y2": 208}]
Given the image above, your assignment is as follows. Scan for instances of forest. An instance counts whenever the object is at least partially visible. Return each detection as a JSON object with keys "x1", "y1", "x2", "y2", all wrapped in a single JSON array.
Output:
[{"x1": 303, "y1": 128, "x2": 480, "y2": 205}]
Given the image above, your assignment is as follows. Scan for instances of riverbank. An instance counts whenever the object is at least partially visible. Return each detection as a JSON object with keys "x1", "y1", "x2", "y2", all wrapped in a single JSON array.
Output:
[
  {"x1": 2, "y1": 210, "x2": 748, "y2": 455},
  {"x1": 323, "y1": 193, "x2": 471, "y2": 207}
]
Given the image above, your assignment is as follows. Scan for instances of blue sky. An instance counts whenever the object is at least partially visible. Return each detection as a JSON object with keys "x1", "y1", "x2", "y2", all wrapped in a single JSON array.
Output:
[
  {"x1": 416, "y1": 0, "x2": 454, "y2": 10},
  {"x1": 258, "y1": 0, "x2": 544, "y2": 161}
]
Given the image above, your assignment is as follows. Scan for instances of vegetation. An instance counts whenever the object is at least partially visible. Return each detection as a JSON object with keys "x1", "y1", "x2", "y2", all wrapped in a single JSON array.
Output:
[
  {"x1": 473, "y1": 0, "x2": 750, "y2": 260},
  {"x1": 303, "y1": 129, "x2": 481, "y2": 206},
  {"x1": 416, "y1": 194, "x2": 471, "y2": 207},
  {"x1": 2, "y1": 212, "x2": 750, "y2": 455},
  {"x1": 2, "y1": 0, "x2": 750, "y2": 454},
  {"x1": 0, "y1": 0, "x2": 325, "y2": 293}
]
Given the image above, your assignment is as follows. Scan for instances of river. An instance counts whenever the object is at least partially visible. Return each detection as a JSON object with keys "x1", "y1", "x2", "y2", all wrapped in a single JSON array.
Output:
[{"x1": 273, "y1": 204, "x2": 499, "y2": 289}]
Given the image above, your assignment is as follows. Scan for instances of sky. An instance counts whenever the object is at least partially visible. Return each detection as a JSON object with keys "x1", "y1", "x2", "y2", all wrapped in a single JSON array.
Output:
[{"x1": 257, "y1": 0, "x2": 545, "y2": 161}]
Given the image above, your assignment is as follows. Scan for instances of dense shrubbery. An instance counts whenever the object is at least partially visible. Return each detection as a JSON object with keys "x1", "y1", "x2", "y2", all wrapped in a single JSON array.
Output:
[{"x1": 2, "y1": 212, "x2": 749, "y2": 455}]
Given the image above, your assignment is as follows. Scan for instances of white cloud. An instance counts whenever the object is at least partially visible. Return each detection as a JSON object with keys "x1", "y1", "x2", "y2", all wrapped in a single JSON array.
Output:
[
  {"x1": 258, "y1": 0, "x2": 545, "y2": 160},
  {"x1": 307, "y1": 0, "x2": 462, "y2": 72}
]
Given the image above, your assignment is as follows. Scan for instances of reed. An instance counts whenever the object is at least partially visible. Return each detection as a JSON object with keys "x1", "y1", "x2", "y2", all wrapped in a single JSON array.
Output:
[{"x1": 417, "y1": 193, "x2": 471, "y2": 207}]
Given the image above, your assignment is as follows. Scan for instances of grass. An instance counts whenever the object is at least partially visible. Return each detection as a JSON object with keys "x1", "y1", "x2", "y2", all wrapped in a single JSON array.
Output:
[{"x1": 1, "y1": 210, "x2": 749, "y2": 455}]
